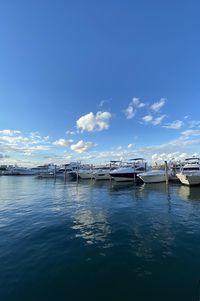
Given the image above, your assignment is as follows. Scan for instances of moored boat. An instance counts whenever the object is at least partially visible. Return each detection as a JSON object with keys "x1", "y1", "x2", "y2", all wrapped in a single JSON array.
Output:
[
  {"x1": 76, "y1": 165, "x2": 94, "y2": 179},
  {"x1": 176, "y1": 171, "x2": 200, "y2": 186},
  {"x1": 93, "y1": 169, "x2": 111, "y2": 180},
  {"x1": 2, "y1": 166, "x2": 36, "y2": 176},
  {"x1": 176, "y1": 157, "x2": 200, "y2": 186},
  {"x1": 36, "y1": 172, "x2": 55, "y2": 179},
  {"x1": 138, "y1": 169, "x2": 168, "y2": 183},
  {"x1": 92, "y1": 161, "x2": 121, "y2": 180},
  {"x1": 110, "y1": 158, "x2": 147, "y2": 182},
  {"x1": 77, "y1": 170, "x2": 93, "y2": 179}
]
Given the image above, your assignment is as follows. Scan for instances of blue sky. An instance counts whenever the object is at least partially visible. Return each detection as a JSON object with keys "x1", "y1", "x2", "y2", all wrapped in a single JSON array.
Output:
[{"x1": 0, "y1": 0, "x2": 200, "y2": 166}]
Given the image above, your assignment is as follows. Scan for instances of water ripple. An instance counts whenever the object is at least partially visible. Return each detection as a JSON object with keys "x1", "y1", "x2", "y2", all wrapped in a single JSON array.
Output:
[{"x1": 1, "y1": 177, "x2": 200, "y2": 301}]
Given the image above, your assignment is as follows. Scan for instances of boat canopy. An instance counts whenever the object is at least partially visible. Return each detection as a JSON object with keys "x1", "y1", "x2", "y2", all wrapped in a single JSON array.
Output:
[
  {"x1": 110, "y1": 160, "x2": 122, "y2": 163},
  {"x1": 129, "y1": 158, "x2": 146, "y2": 161}
]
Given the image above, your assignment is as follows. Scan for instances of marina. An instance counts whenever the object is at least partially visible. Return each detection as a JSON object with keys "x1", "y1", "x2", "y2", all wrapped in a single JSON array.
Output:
[
  {"x1": 1, "y1": 157, "x2": 200, "y2": 187},
  {"x1": 1, "y1": 1, "x2": 200, "y2": 300}
]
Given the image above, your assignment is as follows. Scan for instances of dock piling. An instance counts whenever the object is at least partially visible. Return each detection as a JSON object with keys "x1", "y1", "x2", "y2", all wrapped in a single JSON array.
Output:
[{"x1": 164, "y1": 161, "x2": 169, "y2": 184}]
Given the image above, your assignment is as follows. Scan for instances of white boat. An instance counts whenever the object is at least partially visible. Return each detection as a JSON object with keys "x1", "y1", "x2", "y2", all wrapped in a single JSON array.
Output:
[
  {"x1": 77, "y1": 163, "x2": 115, "y2": 180},
  {"x1": 93, "y1": 169, "x2": 111, "y2": 180},
  {"x1": 138, "y1": 170, "x2": 168, "y2": 183},
  {"x1": 55, "y1": 162, "x2": 82, "y2": 179},
  {"x1": 92, "y1": 161, "x2": 121, "y2": 180},
  {"x1": 176, "y1": 157, "x2": 200, "y2": 186},
  {"x1": 32, "y1": 164, "x2": 56, "y2": 175},
  {"x1": 77, "y1": 170, "x2": 93, "y2": 179},
  {"x1": 2, "y1": 166, "x2": 36, "y2": 176},
  {"x1": 36, "y1": 172, "x2": 55, "y2": 179},
  {"x1": 76, "y1": 165, "x2": 94, "y2": 179},
  {"x1": 110, "y1": 158, "x2": 147, "y2": 182},
  {"x1": 35, "y1": 162, "x2": 82, "y2": 179},
  {"x1": 176, "y1": 171, "x2": 200, "y2": 186}
]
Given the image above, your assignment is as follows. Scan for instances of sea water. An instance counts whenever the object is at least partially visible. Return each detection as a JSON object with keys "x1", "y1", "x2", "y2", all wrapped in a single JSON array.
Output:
[{"x1": 1, "y1": 176, "x2": 200, "y2": 301}]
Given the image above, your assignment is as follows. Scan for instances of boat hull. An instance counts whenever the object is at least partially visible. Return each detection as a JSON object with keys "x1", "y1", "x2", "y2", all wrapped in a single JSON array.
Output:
[
  {"x1": 139, "y1": 175, "x2": 166, "y2": 183},
  {"x1": 138, "y1": 171, "x2": 167, "y2": 183},
  {"x1": 110, "y1": 173, "x2": 142, "y2": 182},
  {"x1": 36, "y1": 173, "x2": 55, "y2": 179},
  {"x1": 176, "y1": 173, "x2": 200, "y2": 186},
  {"x1": 77, "y1": 172, "x2": 93, "y2": 179},
  {"x1": 68, "y1": 171, "x2": 78, "y2": 180},
  {"x1": 93, "y1": 170, "x2": 111, "y2": 180},
  {"x1": 93, "y1": 174, "x2": 111, "y2": 180},
  {"x1": 109, "y1": 161, "x2": 147, "y2": 182}
]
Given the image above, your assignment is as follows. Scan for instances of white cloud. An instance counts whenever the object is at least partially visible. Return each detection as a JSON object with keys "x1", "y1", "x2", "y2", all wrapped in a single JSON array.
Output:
[
  {"x1": 127, "y1": 144, "x2": 133, "y2": 148},
  {"x1": 163, "y1": 120, "x2": 184, "y2": 129},
  {"x1": 98, "y1": 98, "x2": 112, "y2": 108},
  {"x1": 151, "y1": 115, "x2": 166, "y2": 125},
  {"x1": 188, "y1": 120, "x2": 200, "y2": 128},
  {"x1": 142, "y1": 115, "x2": 153, "y2": 122},
  {"x1": 124, "y1": 105, "x2": 136, "y2": 119},
  {"x1": 66, "y1": 131, "x2": 76, "y2": 135},
  {"x1": 142, "y1": 114, "x2": 166, "y2": 125},
  {"x1": 70, "y1": 140, "x2": 96, "y2": 153},
  {"x1": 0, "y1": 129, "x2": 21, "y2": 136},
  {"x1": 76, "y1": 111, "x2": 112, "y2": 132},
  {"x1": 151, "y1": 152, "x2": 189, "y2": 162},
  {"x1": 132, "y1": 97, "x2": 145, "y2": 108},
  {"x1": 0, "y1": 130, "x2": 51, "y2": 156},
  {"x1": 53, "y1": 139, "x2": 73, "y2": 146},
  {"x1": 182, "y1": 129, "x2": 200, "y2": 137},
  {"x1": 99, "y1": 100, "x2": 105, "y2": 107},
  {"x1": 30, "y1": 132, "x2": 41, "y2": 139},
  {"x1": 150, "y1": 98, "x2": 166, "y2": 112},
  {"x1": 67, "y1": 127, "x2": 200, "y2": 163},
  {"x1": 124, "y1": 97, "x2": 145, "y2": 120},
  {"x1": 81, "y1": 136, "x2": 200, "y2": 164},
  {"x1": 44, "y1": 136, "x2": 50, "y2": 141}
]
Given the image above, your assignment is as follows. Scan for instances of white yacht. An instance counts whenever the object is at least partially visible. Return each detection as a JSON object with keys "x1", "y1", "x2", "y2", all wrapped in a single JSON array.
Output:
[
  {"x1": 36, "y1": 172, "x2": 56, "y2": 179},
  {"x1": 77, "y1": 170, "x2": 94, "y2": 179},
  {"x1": 2, "y1": 166, "x2": 36, "y2": 176},
  {"x1": 138, "y1": 169, "x2": 168, "y2": 183},
  {"x1": 76, "y1": 165, "x2": 94, "y2": 179},
  {"x1": 110, "y1": 158, "x2": 147, "y2": 182},
  {"x1": 93, "y1": 168, "x2": 111, "y2": 180},
  {"x1": 55, "y1": 163, "x2": 79, "y2": 178},
  {"x1": 176, "y1": 157, "x2": 200, "y2": 186},
  {"x1": 75, "y1": 162, "x2": 115, "y2": 180},
  {"x1": 36, "y1": 162, "x2": 82, "y2": 179},
  {"x1": 93, "y1": 161, "x2": 121, "y2": 180},
  {"x1": 32, "y1": 164, "x2": 56, "y2": 175}
]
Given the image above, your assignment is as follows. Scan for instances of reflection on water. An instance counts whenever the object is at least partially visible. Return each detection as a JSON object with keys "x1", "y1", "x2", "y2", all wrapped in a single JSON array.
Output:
[
  {"x1": 142, "y1": 182, "x2": 169, "y2": 192},
  {"x1": 1, "y1": 177, "x2": 200, "y2": 301},
  {"x1": 72, "y1": 210, "x2": 112, "y2": 247},
  {"x1": 70, "y1": 181, "x2": 176, "y2": 263},
  {"x1": 178, "y1": 185, "x2": 200, "y2": 201}
]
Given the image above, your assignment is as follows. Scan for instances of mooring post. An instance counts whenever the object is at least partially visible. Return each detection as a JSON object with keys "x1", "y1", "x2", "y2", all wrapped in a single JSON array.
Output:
[
  {"x1": 54, "y1": 164, "x2": 56, "y2": 179},
  {"x1": 164, "y1": 161, "x2": 169, "y2": 184},
  {"x1": 64, "y1": 165, "x2": 67, "y2": 180}
]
